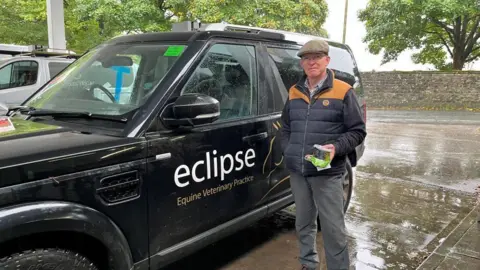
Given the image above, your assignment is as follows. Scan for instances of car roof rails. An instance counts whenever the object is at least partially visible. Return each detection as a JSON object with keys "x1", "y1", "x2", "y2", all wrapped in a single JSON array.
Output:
[
  {"x1": 16, "y1": 49, "x2": 79, "y2": 59},
  {"x1": 0, "y1": 44, "x2": 32, "y2": 56},
  {"x1": 18, "y1": 51, "x2": 79, "y2": 59},
  {"x1": 200, "y1": 22, "x2": 333, "y2": 45},
  {"x1": 222, "y1": 25, "x2": 287, "y2": 41},
  {"x1": 173, "y1": 21, "x2": 327, "y2": 44},
  {"x1": 0, "y1": 44, "x2": 79, "y2": 59}
]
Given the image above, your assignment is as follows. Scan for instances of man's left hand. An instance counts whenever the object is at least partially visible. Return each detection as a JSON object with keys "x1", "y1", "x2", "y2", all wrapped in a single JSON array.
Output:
[{"x1": 322, "y1": 144, "x2": 336, "y2": 160}]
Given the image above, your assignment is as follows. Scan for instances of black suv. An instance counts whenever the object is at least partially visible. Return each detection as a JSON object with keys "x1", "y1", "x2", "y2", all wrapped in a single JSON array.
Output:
[{"x1": 0, "y1": 23, "x2": 366, "y2": 270}]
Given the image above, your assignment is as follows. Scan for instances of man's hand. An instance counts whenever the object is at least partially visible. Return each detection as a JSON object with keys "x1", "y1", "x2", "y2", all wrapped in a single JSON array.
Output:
[{"x1": 322, "y1": 144, "x2": 336, "y2": 160}]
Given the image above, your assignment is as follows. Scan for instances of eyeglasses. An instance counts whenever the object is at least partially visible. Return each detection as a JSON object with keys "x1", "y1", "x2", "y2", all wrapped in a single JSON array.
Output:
[{"x1": 301, "y1": 54, "x2": 327, "y2": 61}]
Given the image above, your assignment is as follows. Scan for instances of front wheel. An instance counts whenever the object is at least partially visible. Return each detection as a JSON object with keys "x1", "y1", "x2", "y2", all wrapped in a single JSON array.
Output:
[
  {"x1": 317, "y1": 160, "x2": 354, "y2": 231},
  {"x1": 0, "y1": 248, "x2": 99, "y2": 270}
]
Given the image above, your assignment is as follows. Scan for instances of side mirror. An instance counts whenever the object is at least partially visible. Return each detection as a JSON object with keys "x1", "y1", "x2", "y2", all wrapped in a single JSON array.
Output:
[{"x1": 161, "y1": 93, "x2": 220, "y2": 128}]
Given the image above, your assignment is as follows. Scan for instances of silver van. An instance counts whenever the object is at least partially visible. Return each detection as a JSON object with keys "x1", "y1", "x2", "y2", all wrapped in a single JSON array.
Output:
[{"x1": 0, "y1": 55, "x2": 74, "y2": 106}]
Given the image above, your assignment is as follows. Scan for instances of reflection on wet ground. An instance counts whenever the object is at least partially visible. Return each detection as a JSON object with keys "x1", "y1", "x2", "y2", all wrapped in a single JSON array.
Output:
[
  {"x1": 345, "y1": 174, "x2": 475, "y2": 269},
  {"x1": 164, "y1": 177, "x2": 476, "y2": 270},
  {"x1": 366, "y1": 110, "x2": 480, "y2": 126},
  {"x1": 163, "y1": 111, "x2": 479, "y2": 270},
  {"x1": 359, "y1": 122, "x2": 480, "y2": 193}
]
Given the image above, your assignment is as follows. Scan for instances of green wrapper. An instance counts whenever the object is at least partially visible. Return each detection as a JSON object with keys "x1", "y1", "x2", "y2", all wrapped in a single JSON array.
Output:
[
  {"x1": 306, "y1": 155, "x2": 330, "y2": 168},
  {"x1": 305, "y1": 144, "x2": 332, "y2": 170}
]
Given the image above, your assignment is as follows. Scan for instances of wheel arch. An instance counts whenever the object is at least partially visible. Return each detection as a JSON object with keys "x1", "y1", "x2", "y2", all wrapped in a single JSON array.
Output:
[{"x1": 0, "y1": 201, "x2": 134, "y2": 270}]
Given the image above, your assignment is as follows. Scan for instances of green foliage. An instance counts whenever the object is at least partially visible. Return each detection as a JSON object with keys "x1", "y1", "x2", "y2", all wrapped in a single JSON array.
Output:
[
  {"x1": 0, "y1": 0, "x2": 329, "y2": 54},
  {"x1": 359, "y1": 0, "x2": 480, "y2": 70},
  {"x1": 0, "y1": 0, "x2": 49, "y2": 47},
  {"x1": 167, "y1": 0, "x2": 329, "y2": 37},
  {"x1": 0, "y1": 0, "x2": 117, "y2": 52}
]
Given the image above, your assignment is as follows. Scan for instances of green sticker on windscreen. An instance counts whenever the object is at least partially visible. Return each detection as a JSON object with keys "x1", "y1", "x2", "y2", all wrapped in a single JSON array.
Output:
[{"x1": 164, "y1": 45, "x2": 185, "y2": 56}]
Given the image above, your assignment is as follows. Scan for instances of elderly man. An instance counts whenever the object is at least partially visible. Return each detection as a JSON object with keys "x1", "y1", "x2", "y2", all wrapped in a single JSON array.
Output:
[{"x1": 280, "y1": 39, "x2": 367, "y2": 270}]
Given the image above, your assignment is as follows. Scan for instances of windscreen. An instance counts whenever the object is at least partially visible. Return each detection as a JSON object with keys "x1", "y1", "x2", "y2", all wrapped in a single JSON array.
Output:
[{"x1": 25, "y1": 42, "x2": 186, "y2": 116}]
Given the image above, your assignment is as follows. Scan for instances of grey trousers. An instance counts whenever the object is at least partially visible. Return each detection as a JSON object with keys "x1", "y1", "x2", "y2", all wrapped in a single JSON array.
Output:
[{"x1": 290, "y1": 171, "x2": 349, "y2": 270}]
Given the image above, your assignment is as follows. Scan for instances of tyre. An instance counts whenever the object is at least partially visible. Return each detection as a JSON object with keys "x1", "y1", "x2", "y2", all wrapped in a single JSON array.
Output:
[
  {"x1": 317, "y1": 159, "x2": 354, "y2": 231},
  {"x1": 0, "y1": 248, "x2": 99, "y2": 270}
]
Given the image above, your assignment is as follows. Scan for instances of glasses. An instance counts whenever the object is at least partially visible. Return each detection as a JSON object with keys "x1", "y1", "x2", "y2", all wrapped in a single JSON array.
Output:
[{"x1": 301, "y1": 54, "x2": 327, "y2": 61}]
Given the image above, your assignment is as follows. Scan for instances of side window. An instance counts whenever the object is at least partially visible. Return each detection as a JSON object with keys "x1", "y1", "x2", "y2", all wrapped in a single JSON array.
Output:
[
  {"x1": 268, "y1": 45, "x2": 362, "y2": 97},
  {"x1": 267, "y1": 47, "x2": 303, "y2": 92},
  {"x1": 0, "y1": 63, "x2": 13, "y2": 90},
  {"x1": 328, "y1": 46, "x2": 357, "y2": 87},
  {"x1": 266, "y1": 47, "x2": 303, "y2": 109},
  {"x1": 48, "y1": 62, "x2": 70, "y2": 78},
  {"x1": 0, "y1": 61, "x2": 38, "y2": 90},
  {"x1": 181, "y1": 43, "x2": 258, "y2": 121},
  {"x1": 326, "y1": 46, "x2": 363, "y2": 96}
]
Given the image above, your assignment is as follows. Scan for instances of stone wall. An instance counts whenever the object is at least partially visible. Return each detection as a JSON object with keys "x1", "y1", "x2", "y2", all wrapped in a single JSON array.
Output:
[{"x1": 360, "y1": 71, "x2": 480, "y2": 110}]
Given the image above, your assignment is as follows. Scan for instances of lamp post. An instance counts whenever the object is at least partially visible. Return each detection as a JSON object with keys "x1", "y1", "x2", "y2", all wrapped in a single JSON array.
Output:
[
  {"x1": 342, "y1": 0, "x2": 348, "y2": 44},
  {"x1": 46, "y1": 0, "x2": 66, "y2": 51}
]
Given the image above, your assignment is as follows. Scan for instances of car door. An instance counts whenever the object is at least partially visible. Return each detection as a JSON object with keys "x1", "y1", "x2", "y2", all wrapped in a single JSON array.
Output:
[
  {"x1": 258, "y1": 44, "x2": 304, "y2": 204},
  {"x1": 145, "y1": 40, "x2": 271, "y2": 268}
]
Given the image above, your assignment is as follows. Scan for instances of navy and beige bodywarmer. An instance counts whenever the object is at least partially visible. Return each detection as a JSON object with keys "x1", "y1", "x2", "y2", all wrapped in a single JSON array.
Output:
[{"x1": 280, "y1": 69, "x2": 367, "y2": 177}]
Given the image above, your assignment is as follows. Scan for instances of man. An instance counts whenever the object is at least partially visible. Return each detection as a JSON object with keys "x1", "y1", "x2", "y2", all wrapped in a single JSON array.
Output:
[{"x1": 280, "y1": 39, "x2": 366, "y2": 270}]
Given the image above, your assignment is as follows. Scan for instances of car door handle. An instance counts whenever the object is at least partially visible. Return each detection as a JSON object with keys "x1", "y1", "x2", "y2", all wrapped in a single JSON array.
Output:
[{"x1": 242, "y1": 132, "x2": 268, "y2": 143}]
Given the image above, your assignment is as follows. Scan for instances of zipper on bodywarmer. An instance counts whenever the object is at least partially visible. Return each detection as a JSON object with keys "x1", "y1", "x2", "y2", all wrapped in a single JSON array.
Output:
[
  {"x1": 298, "y1": 84, "x2": 330, "y2": 174},
  {"x1": 301, "y1": 102, "x2": 311, "y2": 174}
]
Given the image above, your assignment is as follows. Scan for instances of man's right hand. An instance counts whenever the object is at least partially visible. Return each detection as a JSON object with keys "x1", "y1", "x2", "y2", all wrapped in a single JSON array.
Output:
[{"x1": 322, "y1": 144, "x2": 336, "y2": 160}]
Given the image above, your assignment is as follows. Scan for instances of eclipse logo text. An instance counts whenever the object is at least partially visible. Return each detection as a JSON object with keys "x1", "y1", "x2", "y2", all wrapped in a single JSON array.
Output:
[{"x1": 174, "y1": 149, "x2": 256, "y2": 188}]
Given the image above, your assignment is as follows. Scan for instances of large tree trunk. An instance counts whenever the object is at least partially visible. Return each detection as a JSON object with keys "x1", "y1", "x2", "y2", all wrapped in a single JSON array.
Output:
[
  {"x1": 452, "y1": 15, "x2": 480, "y2": 70},
  {"x1": 453, "y1": 49, "x2": 465, "y2": 70},
  {"x1": 432, "y1": 15, "x2": 480, "y2": 70},
  {"x1": 452, "y1": 17, "x2": 465, "y2": 70}
]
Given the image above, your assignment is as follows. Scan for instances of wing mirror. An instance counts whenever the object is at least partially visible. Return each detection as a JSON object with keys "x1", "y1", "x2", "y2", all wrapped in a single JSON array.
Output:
[{"x1": 161, "y1": 93, "x2": 220, "y2": 128}]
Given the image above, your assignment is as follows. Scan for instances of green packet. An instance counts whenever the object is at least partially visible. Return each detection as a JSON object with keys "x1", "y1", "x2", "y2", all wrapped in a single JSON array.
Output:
[{"x1": 304, "y1": 144, "x2": 332, "y2": 171}]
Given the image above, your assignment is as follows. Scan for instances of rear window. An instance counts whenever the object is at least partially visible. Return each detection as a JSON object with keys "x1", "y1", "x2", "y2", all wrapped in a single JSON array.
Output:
[
  {"x1": 48, "y1": 62, "x2": 70, "y2": 78},
  {"x1": 266, "y1": 44, "x2": 363, "y2": 96}
]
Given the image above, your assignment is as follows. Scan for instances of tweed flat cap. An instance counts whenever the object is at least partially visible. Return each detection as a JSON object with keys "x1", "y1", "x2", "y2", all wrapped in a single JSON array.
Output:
[{"x1": 297, "y1": 39, "x2": 329, "y2": 57}]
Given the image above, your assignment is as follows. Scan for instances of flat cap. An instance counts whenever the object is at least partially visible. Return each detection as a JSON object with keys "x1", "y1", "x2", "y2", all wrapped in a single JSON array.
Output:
[{"x1": 297, "y1": 39, "x2": 329, "y2": 57}]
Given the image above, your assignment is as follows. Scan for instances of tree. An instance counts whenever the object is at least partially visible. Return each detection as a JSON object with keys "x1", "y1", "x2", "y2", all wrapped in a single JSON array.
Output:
[
  {"x1": 0, "y1": 0, "x2": 329, "y2": 54},
  {"x1": 0, "y1": 0, "x2": 119, "y2": 53},
  {"x1": 359, "y1": 0, "x2": 480, "y2": 70},
  {"x1": 166, "y1": 0, "x2": 329, "y2": 37},
  {"x1": 0, "y1": 0, "x2": 49, "y2": 47}
]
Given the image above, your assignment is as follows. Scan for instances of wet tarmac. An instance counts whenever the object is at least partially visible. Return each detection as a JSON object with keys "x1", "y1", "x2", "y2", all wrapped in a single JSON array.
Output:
[
  {"x1": 361, "y1": 116, "x2": 479, "y2": 193},
  {"x1": 163, "y1": 110, "x2": 479, "y2": 270},
  {"x1": 366, "y1": 110, "x2": 480, "y2": 126}
]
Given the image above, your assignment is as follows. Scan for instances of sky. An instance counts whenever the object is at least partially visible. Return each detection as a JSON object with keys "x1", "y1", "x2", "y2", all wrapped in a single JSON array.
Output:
[{"x1": 324, "y1": 0, "x2": 480, "y2": 72}]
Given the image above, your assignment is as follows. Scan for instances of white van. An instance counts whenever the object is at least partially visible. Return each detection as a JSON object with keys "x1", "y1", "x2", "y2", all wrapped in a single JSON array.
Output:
[
  {"x1": 0, "y1": 44, "x2": 76, "y2": 106},
  {"x1": 0, "y1": 57, "x2": 74, "y2": 106}
]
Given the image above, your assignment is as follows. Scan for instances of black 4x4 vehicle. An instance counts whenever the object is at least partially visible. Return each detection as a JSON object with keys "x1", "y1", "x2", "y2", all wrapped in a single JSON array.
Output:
[{"x1": 0, "y1": 23, "x2": 366, "y2": 270}]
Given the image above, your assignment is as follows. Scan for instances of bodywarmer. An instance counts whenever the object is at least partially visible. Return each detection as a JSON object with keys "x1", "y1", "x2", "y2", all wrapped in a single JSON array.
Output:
[{"x1": 280, "y1": 69, "x2": 366, "y2": 176}]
